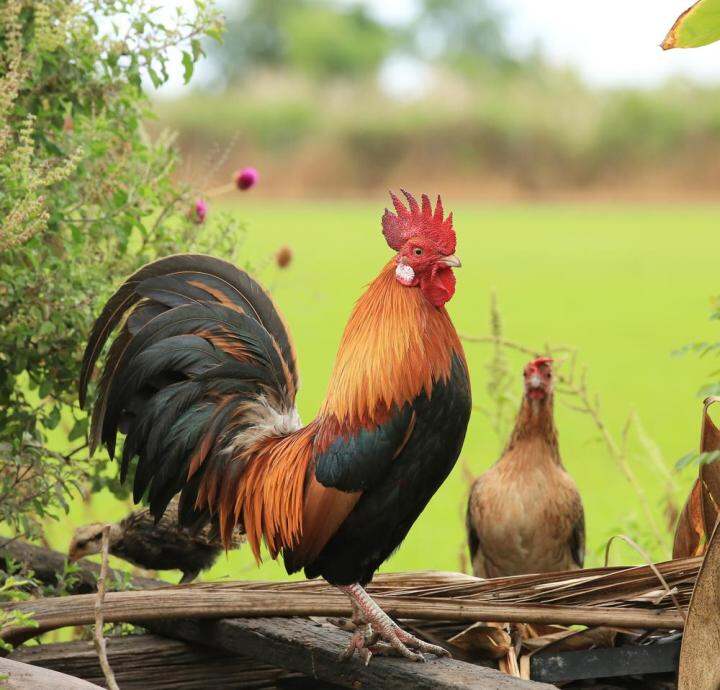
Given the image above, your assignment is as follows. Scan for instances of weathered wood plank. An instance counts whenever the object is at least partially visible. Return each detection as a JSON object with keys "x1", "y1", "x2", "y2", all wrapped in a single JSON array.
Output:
[
  {"x1": 531, "y1": 639, "x2": 681, "y2": 683},
  {"x1": 0, "y1": 656, "x2": 103, "y2": 689},
  {"x1": 149, "y1": 616, "x2": 554, "y2": 690},
  {"x1": 9, "y1": 634, "x2": 314, "y2": 690}
]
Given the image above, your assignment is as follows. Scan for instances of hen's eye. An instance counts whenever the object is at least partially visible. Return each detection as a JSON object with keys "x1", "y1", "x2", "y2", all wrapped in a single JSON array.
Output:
[{"x1": 413, "y1": 247, "x2": 423, "y2": 256}]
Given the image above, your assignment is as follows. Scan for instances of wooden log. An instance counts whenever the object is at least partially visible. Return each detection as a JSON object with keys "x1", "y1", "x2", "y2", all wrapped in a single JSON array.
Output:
[
  {"x1": 148, "y1": 616, "x2": 553, "y2": 690},
  {"x1": 678, "y1": 519, "x2": 720, "y2": 690},
  {"x1": 0, "y1": 538, "x2": 164, "y2": 593},
  {"x1": 9, "y1": 634, "x2": 312, "y2": 690},
  {"x1": 0, "y1": 656, "x2": 103, "y2": 689},
  {"x1": 0, "y1": 585, "x2": 685, "y2": 644}
]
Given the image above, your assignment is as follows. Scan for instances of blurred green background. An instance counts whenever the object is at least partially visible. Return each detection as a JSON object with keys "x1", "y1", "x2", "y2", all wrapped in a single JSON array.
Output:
[{"x1": 44, "y1": 0, "x2": 720, "y2": 579}]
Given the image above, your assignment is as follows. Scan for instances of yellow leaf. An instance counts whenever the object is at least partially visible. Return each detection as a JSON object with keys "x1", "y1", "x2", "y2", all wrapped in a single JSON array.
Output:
[{"x1": 662, "y1": 0, "x2": 720, "y2": 50}]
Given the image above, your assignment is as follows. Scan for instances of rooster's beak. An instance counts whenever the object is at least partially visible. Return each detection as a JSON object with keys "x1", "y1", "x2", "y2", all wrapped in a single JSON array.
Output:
[{"x1": 441, "y1": 254, "x2": 461, "y2": 268}]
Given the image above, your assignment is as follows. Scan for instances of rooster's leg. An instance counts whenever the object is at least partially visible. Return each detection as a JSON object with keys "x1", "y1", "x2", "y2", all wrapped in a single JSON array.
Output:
[
  {"x1": 336, "y1": 598, "x2": 377, "y2": 665},
  {"x1": 337, "y1": 584, "x2": 450, "y2": 663}
]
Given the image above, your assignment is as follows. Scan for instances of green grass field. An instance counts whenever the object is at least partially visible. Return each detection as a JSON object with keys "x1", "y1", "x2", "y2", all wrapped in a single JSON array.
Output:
[{"x1": 46, "y1": 201, "x2": 720, "y2": 582}]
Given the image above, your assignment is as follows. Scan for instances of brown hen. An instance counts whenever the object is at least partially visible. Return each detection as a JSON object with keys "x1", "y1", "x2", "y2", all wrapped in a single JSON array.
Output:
[{"x1": 467, "y1": 357, "x2": 584, "y2": 578}]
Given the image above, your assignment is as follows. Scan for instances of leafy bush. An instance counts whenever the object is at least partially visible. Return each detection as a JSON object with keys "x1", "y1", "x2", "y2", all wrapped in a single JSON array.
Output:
[
  {"x1": 0, "y1": 564, "x2": 41, "y2": 652},
  {"x1": 0, "y1": 0, "x2": 238, "y2": 543}
]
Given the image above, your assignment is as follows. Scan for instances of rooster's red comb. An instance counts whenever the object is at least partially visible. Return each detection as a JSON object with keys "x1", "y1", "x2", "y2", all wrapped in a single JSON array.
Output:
[
  {"x1": 381, "y1": 190, "x2": 455, "y2": 255},
  {"x1": 524, "y1": 357, "x2": 553, "y2": 373}
]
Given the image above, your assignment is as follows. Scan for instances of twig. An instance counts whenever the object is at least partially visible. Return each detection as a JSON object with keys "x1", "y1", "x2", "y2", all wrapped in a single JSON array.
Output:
[
  {"x1": 93, "y1": 526, "x2": 119, "y2": 690},
  {"x1": 62, "y1": 442, "x2": 89, "y2": 462}
]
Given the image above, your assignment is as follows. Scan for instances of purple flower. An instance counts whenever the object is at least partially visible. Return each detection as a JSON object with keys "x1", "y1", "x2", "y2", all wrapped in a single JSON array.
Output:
[
  {"x1": 193, "y1": 198, "x2": 208, "y2": 224},
  {"x1": 234, "y1": 167, "x2": 259, "y2": 191}
]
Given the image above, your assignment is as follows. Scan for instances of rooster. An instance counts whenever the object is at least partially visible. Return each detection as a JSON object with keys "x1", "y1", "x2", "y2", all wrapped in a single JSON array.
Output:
[
  {"x1": 466, "y1": 357, "x2": 584, "y2": 578},
  {"x1": 80, "y1": 191, "x2": 471, "y2": 662},
  {"x1": 68, "y1": 497, "x2": 241, "y2": 583}
]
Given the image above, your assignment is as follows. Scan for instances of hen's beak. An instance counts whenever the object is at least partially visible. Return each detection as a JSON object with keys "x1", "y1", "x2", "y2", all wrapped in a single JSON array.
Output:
[
  {"x1": 528, "y1": 374, "x2": 543, "y2": 389},
  {"x1": 441, "y1": 254, "x2": 461, "y2": 268}
]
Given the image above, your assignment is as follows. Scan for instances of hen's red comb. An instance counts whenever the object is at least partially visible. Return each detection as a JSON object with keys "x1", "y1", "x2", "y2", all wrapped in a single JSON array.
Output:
[
  {"x1": 381, "y1": 190, "x2": 455, "y2": 255},
  {"x1": 525, "y1": 357, "x2": 553, "y2": 373}
]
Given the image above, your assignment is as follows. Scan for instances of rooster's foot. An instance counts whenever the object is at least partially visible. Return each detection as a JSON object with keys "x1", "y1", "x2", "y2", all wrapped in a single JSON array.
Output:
[
  {"x1": 336, "y1": 583, "x2": 451, "y2": 663},
  {"x1": 335, "y1": 600, "x2": 379, "y2": 665}
]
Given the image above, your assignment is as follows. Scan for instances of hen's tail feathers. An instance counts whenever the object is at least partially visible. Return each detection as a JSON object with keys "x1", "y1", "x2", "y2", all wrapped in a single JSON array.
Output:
[{"x1": 79, "y1": 255, "x2": 303, "y2": 553}]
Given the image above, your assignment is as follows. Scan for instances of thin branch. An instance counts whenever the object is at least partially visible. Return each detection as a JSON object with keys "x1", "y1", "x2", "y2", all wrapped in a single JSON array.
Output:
[
  {"x1": 62, "y1": 442, "x2": 89, "y2": 462},
  {"x1": 93, "y1": 526, "x2": 119, "y2": 690}
]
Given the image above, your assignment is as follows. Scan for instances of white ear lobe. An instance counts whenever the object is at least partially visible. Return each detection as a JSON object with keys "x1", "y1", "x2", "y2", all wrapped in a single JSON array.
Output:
[{"x1": 395, "y1": 262, "x2": 415, "y2": 286}]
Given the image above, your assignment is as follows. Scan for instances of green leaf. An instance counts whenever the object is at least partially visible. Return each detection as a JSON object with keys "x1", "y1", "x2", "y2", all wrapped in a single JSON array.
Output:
[
  {"x1": 662, "y1": 0, "x2": 720, "y2": 49},
  {"x1": 206, "y1": 26, "x2": 224, "y2": 43},
  {"x1": 181, "y1": 51, "x2": 194, "y2": 84},
  {"x1": 191, "y1": 39, "x2": 204, "y2": 61},
  {"x1": 699, "y1": 450, "x2": 720, "y2": 465},
  {"x1": 675, "y1": 449, "x2": 720, "y2": 470},
  {"x1": 676, "y1": 450, "x2": 699, "y2": 470},
  {"x1": 146, "y1": 65, "x2": 162, "y2": 89},
  {"x1": 46, "y1": 406, "x2": 61, "y2": 430},
  {"x1": 68, "y1": 417, "x2": 88, "y2": 442},
  {"x1": 38, "y1": 378, "x2": 53, "y2": 399}
]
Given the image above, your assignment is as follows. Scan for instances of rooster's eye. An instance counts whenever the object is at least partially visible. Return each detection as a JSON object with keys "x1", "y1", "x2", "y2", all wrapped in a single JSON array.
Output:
[{"x1": 413, "y1": 247, "x2": 423, "y2": 256}]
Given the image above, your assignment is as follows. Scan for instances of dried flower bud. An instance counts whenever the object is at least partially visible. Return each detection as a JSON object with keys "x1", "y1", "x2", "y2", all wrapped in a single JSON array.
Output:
[
  {"x1": 275, "y1": 245, "x2": 292, "y2": 269},
  {"x1": 234, "y1": 166, "x2": 259, "y2": 191}
]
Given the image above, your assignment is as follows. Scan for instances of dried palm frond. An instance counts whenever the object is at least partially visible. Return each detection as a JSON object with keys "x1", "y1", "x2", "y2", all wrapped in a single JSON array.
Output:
[
  {"x1": 2, "y1": 559, "x2": 697, "y2": 647},
  {"x1": 674, "y1": 397, "x2": 720, "y2": 558}
]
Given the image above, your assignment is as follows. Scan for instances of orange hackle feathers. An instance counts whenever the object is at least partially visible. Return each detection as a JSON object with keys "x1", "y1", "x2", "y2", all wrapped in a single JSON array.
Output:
[
  {"x1": 382, "y1": 190, "x2": 455, "y2": 255},
  {"x1": 321, "y1": 261, "x2": 464, "y2": 427}
]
